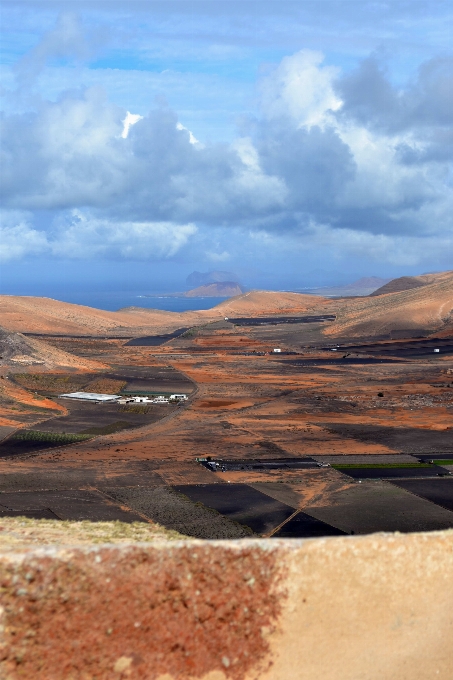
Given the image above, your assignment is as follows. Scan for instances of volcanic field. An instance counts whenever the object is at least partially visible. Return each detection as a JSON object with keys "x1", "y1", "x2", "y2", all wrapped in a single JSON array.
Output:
[{"x1": 0, "y1": 270, "x2": 452, "y2": 538}]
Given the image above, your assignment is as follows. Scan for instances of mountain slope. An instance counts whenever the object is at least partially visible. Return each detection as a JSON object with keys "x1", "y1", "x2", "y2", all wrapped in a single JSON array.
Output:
[
  {"x1": 0, "y1": 291, "x2": 327, "y2": 336},
  {"x1": 324, "y1": 271, "x2": 453, "y2": 339},
  {"x1": 0, "y1": 326, "x2": 104, "y2": 369}
]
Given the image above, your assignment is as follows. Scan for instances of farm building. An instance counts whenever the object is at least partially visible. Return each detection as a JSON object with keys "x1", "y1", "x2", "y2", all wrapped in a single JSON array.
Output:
[
  {"x1": 59, "y1": 392, "x2": 120, "y2": 402},
  {"x1": 117, "y1": 396, "x2": 170, "y2": 405}
]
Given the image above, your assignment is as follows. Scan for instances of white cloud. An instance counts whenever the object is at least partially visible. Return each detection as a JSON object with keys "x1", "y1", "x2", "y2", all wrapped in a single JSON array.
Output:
[
  {"x1": 0, "y1": 44, "x2": 451, "y2": 269},
  {"x1": 176, "y1": 122, "x2": 199, "y2": 145},
  {"x1": 206, "y1": 250, "x2": 230, "y2": 262},
  {"x1": 304, "y1": 221, "x2": 453, "y2": 266},
  {"x1": 121, "y1": 112, "x2": 144, "y2": 139},
  {"x1": 50, "y1": 211, "x2": 197, "y2": 259},
  {"x1": 259, "y1": 50, "x2": 342, "y2": 127},
  {"x1": 0, "y1": 212, "x2": 49, "y2": 262}
]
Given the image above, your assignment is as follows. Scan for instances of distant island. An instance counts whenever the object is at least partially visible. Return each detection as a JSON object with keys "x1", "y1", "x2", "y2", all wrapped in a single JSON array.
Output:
[
  {"x1": 186, "y1": 270, "x2": 240, "y2": 287},
  {"x1": 184, "y1": 282, "x2": 244, "y2": 297},
  {"x1": 143, "y1": 281, "x2": 245, "y2": 299}
]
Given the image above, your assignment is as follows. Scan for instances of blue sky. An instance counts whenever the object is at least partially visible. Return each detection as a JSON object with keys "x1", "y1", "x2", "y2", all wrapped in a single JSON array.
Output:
[{"x1": 0, "y1": 0, "x2": 452, "y2": 296}]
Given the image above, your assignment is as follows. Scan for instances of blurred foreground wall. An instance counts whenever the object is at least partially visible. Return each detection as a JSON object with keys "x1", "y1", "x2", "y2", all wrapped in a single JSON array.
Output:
[{"x1": 1, "y1": 530, "x2": 452, "y2": 679}]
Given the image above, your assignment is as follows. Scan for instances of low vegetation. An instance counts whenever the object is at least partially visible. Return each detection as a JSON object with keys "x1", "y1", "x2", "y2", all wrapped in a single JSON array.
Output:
[
  {"x1": 84, "y1": 377, "x2": 127, "y2": 393},
  {"x1": 9, "y1": 430, "x2": 92, "y2": 445},
  {"x1": 80, "y1": 421, "x2": 134, "y2": 436},
  {"x1": 13, "y1": 373, "x2": 91, "y2": 394},
  {"x1": 0, "y1": 517, "x2": 187, "y2": 548},
  {"x1": 120, "y1": 404, "x2": 152, "y2": 414}
]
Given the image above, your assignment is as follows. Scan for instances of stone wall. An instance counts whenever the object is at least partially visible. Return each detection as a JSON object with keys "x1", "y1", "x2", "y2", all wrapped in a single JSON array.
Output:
[{"x1": 1, "y1": 530, "x2": 452, "y2": 679}]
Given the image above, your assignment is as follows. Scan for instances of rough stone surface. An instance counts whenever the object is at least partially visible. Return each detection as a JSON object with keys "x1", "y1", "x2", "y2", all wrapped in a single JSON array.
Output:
[{"x1": 0, "y1": 530, "x2": 452, "y2": 679}]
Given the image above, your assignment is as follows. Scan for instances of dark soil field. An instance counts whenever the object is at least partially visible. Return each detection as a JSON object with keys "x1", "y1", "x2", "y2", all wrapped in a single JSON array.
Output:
[
  {"x1": 173, "y1": 483, "x2": 296, "y2": 535},
  {"x1": 104, "y1": 486, "x2": 251, "y2": 539},
  {"x1": 279, "y1": 357, "x2": 406, "y2": 366},
  {"x1": 324, "y1": 424, "x2": 453, "y2": 454},
  {"x1": 229, "y1": 315, "x2": 336, "y2": 326},
  {"x1": 200, "y1": 457, "x2": 320, "y2": 472},
  {"x1": 390, "y1": 478, "x2": 453, "y2": 513},
  {"x1": 272, "y1": 511, "x2": 346, "y2": 538},
  {"x1": 15, "y1": 400, "x2": 174, "y2": 436},
  {"x1": 125, "y1": 328, "x2": 189, "y2": 346},
  {"x1": 331, "y1": 464, "x2": 448, "y2": 479},
  {"x1": 0, "y1": 430, "x2": 92, "y2": 458},
  {"x1": 0, "y1": 489, "x2": 147, "y2": 522},
  {"x1": 304, "y1": 481, "x2": 453, "y2": 534},
  {"x1": 336, "y1": 337, "x2": 453, "y2": 358},
  {"x1": 105, "y1": 365, "x2": 195, "y2": 395}
]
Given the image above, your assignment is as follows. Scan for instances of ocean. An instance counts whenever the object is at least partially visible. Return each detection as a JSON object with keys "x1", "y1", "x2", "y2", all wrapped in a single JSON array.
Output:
[{"x1": 36, "y1": 291, "x2": 229, "y2": 313}]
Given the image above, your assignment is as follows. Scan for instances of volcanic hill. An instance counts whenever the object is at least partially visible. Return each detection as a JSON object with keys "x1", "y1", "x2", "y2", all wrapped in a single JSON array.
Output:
[
  {"x1": 184, "y1": 282, "x2": 244, "y2": 297},
  {"x1": 0, "y1": 326, "x2": 104, "y2": 370},
  {"x1": 0, "y1": 291, "x2": 326, "y2": 336},
  {"x1": 324, "y1": 270, "x2": 453, "y2": 339}
]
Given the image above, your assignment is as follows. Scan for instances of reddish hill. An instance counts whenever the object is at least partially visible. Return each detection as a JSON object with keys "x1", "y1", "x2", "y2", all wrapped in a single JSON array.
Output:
[
  {"x1": 324, "y1": 271, "x2": 453, "y2": 339},
  {"x1": 0, "y1": 291, "x2": 327, "y2": 336},
  {"x1": 0, "y1": 326, "x2": 104, "y2": 370},
  {"x1": 370, "y1": 271, "x2": 451, "y2": 296}
]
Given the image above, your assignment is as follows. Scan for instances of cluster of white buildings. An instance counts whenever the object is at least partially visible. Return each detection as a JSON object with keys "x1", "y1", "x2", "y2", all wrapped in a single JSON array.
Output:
[
  {"x1": 117, "y1": 394, "x2": 188, "y2": 405},
  {"x1": 59, "y1": 392, "x2": 188, "y2": 404}
]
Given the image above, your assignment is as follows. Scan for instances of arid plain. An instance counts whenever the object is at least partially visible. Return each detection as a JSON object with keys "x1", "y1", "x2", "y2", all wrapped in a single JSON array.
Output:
[{"x1": 0, "y1": 270, "x2": 452, "y2": 538}]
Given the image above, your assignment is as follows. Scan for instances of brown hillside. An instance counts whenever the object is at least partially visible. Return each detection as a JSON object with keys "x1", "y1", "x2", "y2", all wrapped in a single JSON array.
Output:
[
  {"x1": 370, "y1": 276, "x2": 427, "y2": 296},
  {"x1": 370, "y1": 271, "x2": 453, "y2": 296},
  {"x1": 184, "y1": 282, "x2": 244, "y2": 297},
  {"x1": 208, "y1": 290, "x2": 328, "y2": 317},
  {"x1": 0, "y1": 326, "x2": 105, "y2": 370},
  {"x1": 324, "y1": 271, "x2": 453, "y2": 339},
  {"x1": 0, "y1": 296, "x2": 191, "y2": 335},
  {"x1": 0, "y1": 291, "x2": 326, "y2": 336}
]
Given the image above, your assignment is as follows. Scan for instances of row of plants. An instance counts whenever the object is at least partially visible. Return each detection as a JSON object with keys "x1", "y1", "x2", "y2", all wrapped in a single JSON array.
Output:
[{"x1": 9, "y1": 429, "x2": 93, "y2": 444}]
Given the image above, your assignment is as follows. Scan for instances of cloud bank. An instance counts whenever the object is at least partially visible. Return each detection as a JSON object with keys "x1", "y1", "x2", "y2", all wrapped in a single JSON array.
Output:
[{"x1": 1, "y1": 10, "x2": 452, "y2": 271}]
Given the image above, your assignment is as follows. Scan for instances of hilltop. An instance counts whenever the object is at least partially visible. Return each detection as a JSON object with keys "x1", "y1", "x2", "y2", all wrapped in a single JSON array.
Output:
[
  {"x1": 369, "y1": 271, "x2": 451, "y2": 296},
  {"x1": 1, "y1": 273, "x2": 451, "y2": 342},
  {"x1": 324, "y1": 270, "x2": 453, "y2": 339},
  {"x1": 0, "y1": 291, "x2": 326, "y2": 336}
]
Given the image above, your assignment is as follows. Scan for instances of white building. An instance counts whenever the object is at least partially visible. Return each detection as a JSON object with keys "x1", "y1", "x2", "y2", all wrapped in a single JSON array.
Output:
[
  {"x1": 170, "y1": 394, "x2": 188, "y2": 401},
  {"x1": 59, "y1": 392, "x2": 120, "y2": 402},
  {"x1": 153, "y1": 396, "x2": 169, "y2": 403}
]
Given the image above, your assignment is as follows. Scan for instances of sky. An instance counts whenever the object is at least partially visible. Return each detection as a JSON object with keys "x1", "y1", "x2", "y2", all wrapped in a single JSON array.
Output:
[{"x1": 0, "y1": 0, "x2": 452, "y2": 297}]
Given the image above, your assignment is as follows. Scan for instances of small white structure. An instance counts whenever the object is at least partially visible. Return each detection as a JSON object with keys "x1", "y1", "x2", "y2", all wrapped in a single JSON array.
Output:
[
  {"x1": 59, "y1": 392, "x2": 119, "y2": 402},
  {"x1": 272, "y1": 348, "x2": 282, "y2": 353},
  {"x1": 119, "y1": 395, "x2": 170, "y2": 404},
  {"x1": 170, "y1": 394, "x2": 188, "y2": 401},
  {"x1": 434, "y1": 348, "x2": 440, "y2": 353}
]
